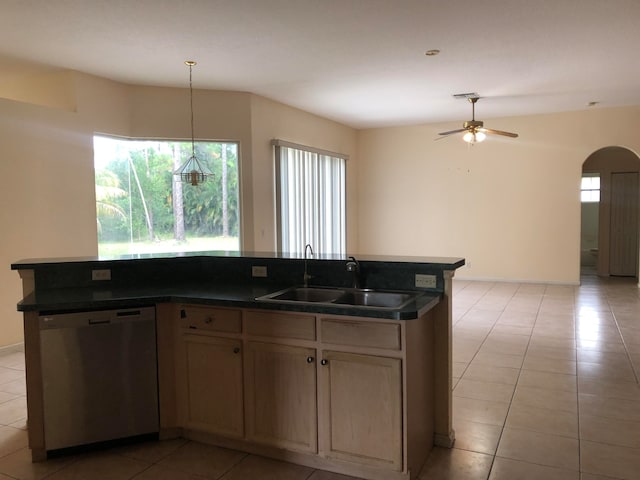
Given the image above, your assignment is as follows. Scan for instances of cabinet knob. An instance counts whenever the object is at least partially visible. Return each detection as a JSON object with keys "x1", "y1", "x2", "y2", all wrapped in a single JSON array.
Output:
[
  {"x1": 320, "y1": 359, "x2": 328, "y2": 366},
  {"x1": 233, "y1": 347, "x2": 240, "y2": 354},
  {"x1": 306, "y1": 356, "x2": 314, "y2": 363},
  {"x1": 205, "y1": 316, "x2": 214, "y2": 324}
]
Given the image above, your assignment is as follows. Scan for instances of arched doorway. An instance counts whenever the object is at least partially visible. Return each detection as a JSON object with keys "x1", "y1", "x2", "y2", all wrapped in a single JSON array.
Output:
[{"x1": 581, "y1": 146, "x2": 640, "y2": 278}]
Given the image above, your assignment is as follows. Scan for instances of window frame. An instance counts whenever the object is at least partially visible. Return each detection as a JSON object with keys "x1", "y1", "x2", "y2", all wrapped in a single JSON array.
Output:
[
  {"x1": 581, "y1": 173, "x2": 601, "y2": 203},
  {"x1": 94, "y1": 134, "x2": 242, "y2": 257}
]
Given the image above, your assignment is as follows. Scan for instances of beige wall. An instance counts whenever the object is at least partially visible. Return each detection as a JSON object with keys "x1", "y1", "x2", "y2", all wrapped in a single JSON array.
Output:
[
  {"x1": 126, "y1": 85, "x2": 257, "y2": 250},
  {"x1": 356, "y1": 107, "x2": 640, "y2": 284},
  {"x1": 0, "y1": 72, "x2": 357, "y2": 347},
  {"x1": 0, "y1": 73, "x2": 130, "y2": 346},
  {"x1": 249, "y1": 95, "x2": 358, "y2": 252},
  {"x1": 2, "y1": 68, "x2": 640, "y2": 347}
]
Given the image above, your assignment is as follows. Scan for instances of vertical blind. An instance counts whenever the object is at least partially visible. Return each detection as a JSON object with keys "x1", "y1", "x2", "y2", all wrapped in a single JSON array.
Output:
[{"x1": 274, "y1": 141, "x2": 346, "y2": 255}]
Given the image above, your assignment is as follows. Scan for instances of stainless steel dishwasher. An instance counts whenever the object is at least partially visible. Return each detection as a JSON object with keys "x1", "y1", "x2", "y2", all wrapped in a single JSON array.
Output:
[{"x1": 39, "y1": 307, "x2": 159, "y2": 452}]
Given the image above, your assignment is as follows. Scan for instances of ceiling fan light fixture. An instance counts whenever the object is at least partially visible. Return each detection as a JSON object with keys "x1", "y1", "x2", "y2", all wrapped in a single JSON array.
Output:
[
  {"x1": 463, "y1": 130, "x2": 486, "y2": 143},
  {"x1": 437, "y1": 95, "x2": 518, "y2": 143}
]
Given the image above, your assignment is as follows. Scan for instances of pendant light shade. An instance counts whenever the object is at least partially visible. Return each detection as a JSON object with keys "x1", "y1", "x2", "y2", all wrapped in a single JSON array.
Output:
[
  {"x1": 175, "y1": 154, "x2": 212, "y2": 186},
  {"x1": 174, "y1": 60, "x2": 213, "y2": 186}
]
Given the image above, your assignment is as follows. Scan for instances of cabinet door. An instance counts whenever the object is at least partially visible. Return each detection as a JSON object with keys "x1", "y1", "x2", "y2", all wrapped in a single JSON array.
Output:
[
  {"x1": 320, "y1": 351, "x2": 402, "y2": 470},
  {"x1": 245, "y1": 342, "x2": 317, "y2": 453},
  {"x1": 182, "y1": 333, "x2": 244, "y2": 438}
]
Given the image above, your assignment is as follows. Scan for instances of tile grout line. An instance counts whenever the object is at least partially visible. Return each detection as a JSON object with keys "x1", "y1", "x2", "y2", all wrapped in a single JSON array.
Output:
[
  {"x1": 484, "y1": 283, "x2": 545, "y2": 479},
  {"x1": 573, "y1": 283, "x2": 582, "y2": 477},
  {"x1": 606, "y1": 291, "x2": 640, "y2": 385}
]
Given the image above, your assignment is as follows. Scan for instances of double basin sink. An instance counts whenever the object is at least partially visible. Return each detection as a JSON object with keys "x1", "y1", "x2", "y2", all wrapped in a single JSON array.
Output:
[{"x1": 257, "y1": 286, "x2": 420, "y2": 310}]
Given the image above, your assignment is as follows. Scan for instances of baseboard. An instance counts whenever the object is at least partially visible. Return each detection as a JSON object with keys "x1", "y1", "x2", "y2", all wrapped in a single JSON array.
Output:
[
  {"x1": 454, "y1": 276, "x2": 580, "y2": 286},
  {"x1": 0, "y1": 343, "x2": 24, "y2": 354}
]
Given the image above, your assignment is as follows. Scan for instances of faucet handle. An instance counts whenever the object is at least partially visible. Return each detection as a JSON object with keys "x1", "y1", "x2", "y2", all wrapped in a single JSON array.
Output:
[{"x1": 346, "y1": 256, "x2": 361, "y2": 289}]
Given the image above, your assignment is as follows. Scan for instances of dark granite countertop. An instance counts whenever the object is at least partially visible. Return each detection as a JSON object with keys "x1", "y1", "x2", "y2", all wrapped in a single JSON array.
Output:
[
  {"x1": 12, "y1": 251, "x2": 465, "y2": 320},
  {"x1": 19, "y1": 282, "x2": 441, "y2": 320},
  {"x1": 11, "y1": 250, "x2": 465, "y2": 270}
]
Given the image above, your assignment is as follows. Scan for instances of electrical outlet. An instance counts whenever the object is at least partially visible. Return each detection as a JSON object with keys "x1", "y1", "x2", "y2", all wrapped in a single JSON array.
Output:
[
  {"x1": 91, "y1": 269, "x2": 111, "y2": 281},
  {"x1": 415, "y1": 274, "x2": 437, "y2": 288},
  {"x1": 252, "y1": 265, "x2": 268, "y2": 277}
]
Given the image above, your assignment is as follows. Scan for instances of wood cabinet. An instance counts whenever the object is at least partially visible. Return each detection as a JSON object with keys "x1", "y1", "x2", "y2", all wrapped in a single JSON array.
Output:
[
  {"x1": 172, "y1": 306, "x2": 435, "y2": 480},
  {"x1": 245, "y1": 342, "x2": 317, "y2": 453},
  {"x1": 181, "y1": 334, "x2": 244, "y2": 437},
  {"x1": 176, "y1": 306, "x2": 244, "y2": 438},
  {"x1": 320, "y1": 351, "x2": 402, "y2": 470}
]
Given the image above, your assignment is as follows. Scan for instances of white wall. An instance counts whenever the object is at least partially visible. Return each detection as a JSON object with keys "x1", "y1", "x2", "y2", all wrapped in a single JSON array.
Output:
[{"x1": 356, "y1": 106, "x2": 640, "y2": 284}]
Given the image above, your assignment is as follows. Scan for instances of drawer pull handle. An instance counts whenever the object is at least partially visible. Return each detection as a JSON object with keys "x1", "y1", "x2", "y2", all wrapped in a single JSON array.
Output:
[
  {"x1": 320, "y1": 359, "x2": 328, "y2": 366},
  {"x1": 233, "y1": 347, "x2": 241, "y2": 354},
  {"x1": 306, "y1": 356, "x2": 314, "y2": 363}
]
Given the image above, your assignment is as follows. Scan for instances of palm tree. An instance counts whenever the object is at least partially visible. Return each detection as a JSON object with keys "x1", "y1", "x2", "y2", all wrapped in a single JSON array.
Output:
[{"x1": 96, "y1": 170, "x2": 127, "y2": 233}]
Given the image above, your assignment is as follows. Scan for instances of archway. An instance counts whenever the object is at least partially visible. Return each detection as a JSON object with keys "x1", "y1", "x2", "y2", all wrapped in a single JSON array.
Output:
[{"x1": 581, "y1": 146, "x2": 640, "y2": 278}]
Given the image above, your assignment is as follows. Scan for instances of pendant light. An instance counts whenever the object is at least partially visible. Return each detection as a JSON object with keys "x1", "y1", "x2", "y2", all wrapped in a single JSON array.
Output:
[{"x1": 174, "y1": 60, "x2": 213, "y2": 186}]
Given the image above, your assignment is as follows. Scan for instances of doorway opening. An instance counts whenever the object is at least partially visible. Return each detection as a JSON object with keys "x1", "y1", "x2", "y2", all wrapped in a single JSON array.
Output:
[
  {"x1": 581, "y1": 146, "x2": 640, "y2": 279},
  {"x1": 580, "y1": 173, "x2": 600, "y2": 275}
]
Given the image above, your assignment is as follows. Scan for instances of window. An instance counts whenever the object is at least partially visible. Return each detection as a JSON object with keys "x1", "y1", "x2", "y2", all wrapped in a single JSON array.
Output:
[
  {"x1": 274, "y1": 140, "x2": 346, "y2": 255},
  {"x1": 581, "y1": 174, "x2": 600, "y2": 203},
  {"x1": 94, "y1": 135, "x2": 240, "y2": 257}
]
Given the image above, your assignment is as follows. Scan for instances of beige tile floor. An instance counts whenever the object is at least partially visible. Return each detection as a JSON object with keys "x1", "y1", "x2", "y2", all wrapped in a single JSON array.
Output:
[{"x1": 0, "y1": 275, "x2": 637, "y2": 479}]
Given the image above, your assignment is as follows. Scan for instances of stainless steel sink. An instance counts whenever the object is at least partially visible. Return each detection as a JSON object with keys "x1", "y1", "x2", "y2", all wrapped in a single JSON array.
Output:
[
  {"x1": 261, "y1": 287, "x2": 345, "y2": 303},
  {"x1": 333, "y1": 290, "x2": 415, "y2": 308},
  {"x1": 256, "y1": 286, "x2": 419, "y2": 309}
]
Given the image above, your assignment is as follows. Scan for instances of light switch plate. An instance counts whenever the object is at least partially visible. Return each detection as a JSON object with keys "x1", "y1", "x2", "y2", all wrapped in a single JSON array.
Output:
[
  {"x1": 252, "y1": 265, "x2": 268, "y2": 277},
  {"x1": 415, "y1": 274, "x2": 436, "y2": 288}
]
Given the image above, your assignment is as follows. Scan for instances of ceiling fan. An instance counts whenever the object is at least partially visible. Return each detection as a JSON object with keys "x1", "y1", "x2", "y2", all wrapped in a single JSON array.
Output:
[{"x1": 437, "y1": 97, "x2": 518, "y2": 143}]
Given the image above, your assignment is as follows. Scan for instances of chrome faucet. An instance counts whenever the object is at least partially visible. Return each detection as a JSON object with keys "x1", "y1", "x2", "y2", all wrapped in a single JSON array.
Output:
[
  {"x1": 303, "y1": 244, "x2": 314, "y2": 287},
  {"x1": 346, "y1": 256, "x2": 361, "y2": 289}
]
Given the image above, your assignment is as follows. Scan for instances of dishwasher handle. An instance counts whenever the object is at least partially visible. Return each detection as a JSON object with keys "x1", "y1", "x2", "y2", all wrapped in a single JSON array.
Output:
[{"x1": 88, "y1": 318, "x2": 111, "y2": 325}]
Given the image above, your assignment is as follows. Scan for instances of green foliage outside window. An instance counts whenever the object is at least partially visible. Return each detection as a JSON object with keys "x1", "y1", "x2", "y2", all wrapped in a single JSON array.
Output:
[{"x1": 94, "y1": 136, "x2": 240, "y2": 257}]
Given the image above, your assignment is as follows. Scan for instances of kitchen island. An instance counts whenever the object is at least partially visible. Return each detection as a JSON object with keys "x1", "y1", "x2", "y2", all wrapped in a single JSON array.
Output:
[{"x1": 12, "y1": 252, "x2": 464, "y2": 480}]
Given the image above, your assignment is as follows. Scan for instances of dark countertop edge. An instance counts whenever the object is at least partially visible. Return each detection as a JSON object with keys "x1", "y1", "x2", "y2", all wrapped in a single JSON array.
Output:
[
  {"x1": 20, "y1": 291, "x2": 441, "y2": 321},
  {"x1": 11, "y1": 251, "x2": 465, "y2": 270}
]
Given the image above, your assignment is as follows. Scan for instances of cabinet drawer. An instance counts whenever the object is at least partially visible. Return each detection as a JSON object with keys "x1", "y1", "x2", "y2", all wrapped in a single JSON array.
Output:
[
  {"x1": 245, "y1": 311, "x2": 316, "y2": 340},
  {"x1": 321, "y1": 318, "x2": 401, "y2": 350},
  {"x1": 179, "y1": 306, "x2": 242, "y2": 333}
]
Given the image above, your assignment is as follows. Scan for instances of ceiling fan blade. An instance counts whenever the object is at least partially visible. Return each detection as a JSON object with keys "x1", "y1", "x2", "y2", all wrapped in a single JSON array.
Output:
[
  {"x1": 435, "y1": 128, "x2": 468, "y2": 141},
  {"x1": 480, "y1": 128, "x2": 518, "y2": 138},
  {"x1": 438, "y1": 128, "x2": 467, "y2": 136}
]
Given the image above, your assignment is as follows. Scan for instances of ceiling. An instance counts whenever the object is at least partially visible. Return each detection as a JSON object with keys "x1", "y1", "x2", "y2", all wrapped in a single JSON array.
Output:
[{"x1": 1, "y1": 0, "x2": 639, "y2": 128}]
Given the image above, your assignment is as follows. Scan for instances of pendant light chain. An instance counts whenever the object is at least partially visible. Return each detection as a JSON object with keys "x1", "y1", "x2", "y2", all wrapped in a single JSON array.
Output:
[
  {"x1": 174, "y1": 60, "x2": 213, "y2": 186},
  {"x1": 188, "y1": 62, "x2": 196, "y2": 159}
]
